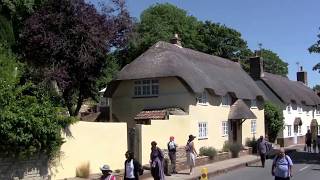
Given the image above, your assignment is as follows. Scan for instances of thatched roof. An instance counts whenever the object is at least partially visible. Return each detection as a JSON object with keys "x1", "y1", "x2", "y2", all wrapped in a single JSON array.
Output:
[
  {"x1": 106, "y1": 41, "x2": 264, "y2": 100},
  {"x1": 261, "y1": 72, "x2": 320, "y2": 106},
  {"x1": 228, "y1": 99, "x2": 257, "y2": 119}
]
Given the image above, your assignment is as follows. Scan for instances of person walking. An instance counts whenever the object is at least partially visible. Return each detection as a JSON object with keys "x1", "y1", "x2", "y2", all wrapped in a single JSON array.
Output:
[
  {"x1": 150, "y1": 141, "x2": 165, "y2": 180},
  {"x1": 185, "y1": 134, "x2": 198, "y2": 175},
  {"x1": 167, "y1": 136, "x2": 178, "y2": 174},
  {"x1": 124, "y1": 151, "x2": 143, "y2": 180},
  {"x1": 271, "y1": 148, "x2": 293, "y2": 180},
  {"x1": 257, "y1": 135, "x2": 270, "y2": 167},
  {"x1": 100, "y1": 164, "x2": 116, "y2": 180},
  {"x1": 305, "y1": 130, "x2": 312, "y2": 152}
]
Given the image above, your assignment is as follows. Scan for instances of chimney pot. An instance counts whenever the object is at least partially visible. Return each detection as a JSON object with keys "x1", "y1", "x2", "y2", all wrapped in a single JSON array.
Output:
[
  {"x1": 297, "y1": 68, "x2": 308, "y2": 85},
  {"x1": 170, "y1": 33, "x2": 182, "y2": 47}
]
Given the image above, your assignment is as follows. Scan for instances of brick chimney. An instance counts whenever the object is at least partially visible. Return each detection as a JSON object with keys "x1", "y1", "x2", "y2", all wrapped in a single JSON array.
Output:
[
  {"x1": 297, "y1": 66, "x2": 308, "y2": 85},
  {"x1": 170, "y1": 33, "x2": 182, "y2": 48},
  {"x1": 250, "y1": 56, "x2": 264, "y2": 80}
]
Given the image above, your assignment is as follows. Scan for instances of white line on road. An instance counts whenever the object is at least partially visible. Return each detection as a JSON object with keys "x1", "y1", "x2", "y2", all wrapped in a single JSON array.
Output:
[{"x1": 298, "y1": 165, "x2": 310, "y2": 172}]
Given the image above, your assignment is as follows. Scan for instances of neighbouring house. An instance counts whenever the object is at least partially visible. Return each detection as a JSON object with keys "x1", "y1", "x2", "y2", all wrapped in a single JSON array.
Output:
[
  {"x1": 250, "y1": 56, "x2": 320, "y2": 146},
  {"x1": 105, "y1": 35, "x2": 265, "y2": 163}
]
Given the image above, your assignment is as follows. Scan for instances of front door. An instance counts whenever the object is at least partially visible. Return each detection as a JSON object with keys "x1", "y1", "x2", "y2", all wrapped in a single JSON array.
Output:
[
  {"x1": 232, "y1": 121, "x2": 237, "y2": 142},
  {"x1": 229, "y1": 119, "x2": 242, "y2": 144}
]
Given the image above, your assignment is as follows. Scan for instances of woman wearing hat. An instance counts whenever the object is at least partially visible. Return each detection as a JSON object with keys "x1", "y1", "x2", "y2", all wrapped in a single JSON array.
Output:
[
  {"x1": 185, "y1": 134, "x2": 198, "y2": 175},
  {"x1": 100, "y1": 164, "x2": 116, "y2": 180},
  {"x1": 150, "y1": 141, "x2": 165, "y2": 180}
]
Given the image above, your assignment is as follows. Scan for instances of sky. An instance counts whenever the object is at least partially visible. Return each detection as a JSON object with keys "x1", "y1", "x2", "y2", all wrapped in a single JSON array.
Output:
[{"x1": 93, "y1": 0, "x2": 320, "y2": 87}]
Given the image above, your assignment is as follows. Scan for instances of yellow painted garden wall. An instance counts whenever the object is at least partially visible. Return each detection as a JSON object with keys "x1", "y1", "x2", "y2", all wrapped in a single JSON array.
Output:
[{"x1": 51, "y1": 121, "x2": 127, "y2": 180}]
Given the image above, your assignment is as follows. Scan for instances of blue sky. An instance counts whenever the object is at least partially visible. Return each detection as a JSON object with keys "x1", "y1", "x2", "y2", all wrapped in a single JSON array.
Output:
[{"x1": 93, "y1": 0, "x2": 320, "y2": 87}]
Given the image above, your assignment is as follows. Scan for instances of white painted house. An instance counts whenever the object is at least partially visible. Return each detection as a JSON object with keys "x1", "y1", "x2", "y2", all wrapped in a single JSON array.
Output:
[{"x1": 250, "y1": 56, "x2": 320, "y2": 146}]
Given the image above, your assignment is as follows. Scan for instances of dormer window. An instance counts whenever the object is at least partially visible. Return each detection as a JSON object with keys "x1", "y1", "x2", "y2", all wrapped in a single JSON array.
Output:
[
  {"x1": 251, "y1": 99, "x2": 257, "y2": 109},
  {"x1": 197, "y1": 91, "x2": 208, "y2": 105},
  {"x1": 221, "y1": 94, "x2": 231, "y2": 106},
  {"x1": 287, "y1": 104, "x2": 291, "y2": 114},
  {"x1": 134, "y1": 79, "x2": 159, "y2": 97}
]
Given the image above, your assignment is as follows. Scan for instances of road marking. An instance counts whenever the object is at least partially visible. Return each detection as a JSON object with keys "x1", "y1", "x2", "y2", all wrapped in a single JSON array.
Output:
[{"x1": 299, "y1": 165, "x2": 310, "y2": 172}]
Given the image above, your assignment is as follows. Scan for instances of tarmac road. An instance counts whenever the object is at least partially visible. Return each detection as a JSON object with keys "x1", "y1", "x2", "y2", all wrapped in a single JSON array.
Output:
[{"x1": 213, "y1": 151, "x2": 320, "y2": 180}]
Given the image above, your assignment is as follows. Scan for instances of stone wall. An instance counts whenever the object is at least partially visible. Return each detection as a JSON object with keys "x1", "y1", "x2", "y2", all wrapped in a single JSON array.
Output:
[
  {"x1": 0, "y1": 155, "x2": 49, "y2": 180},
  {"x1": 277, "y1": 135, "x2": 305, "y2": 147}
]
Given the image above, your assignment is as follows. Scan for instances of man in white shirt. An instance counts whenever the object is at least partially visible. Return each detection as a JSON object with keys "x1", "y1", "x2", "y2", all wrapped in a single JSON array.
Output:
[{"x1": 167, "y1": 136, "x2": 178, "y2": 174}]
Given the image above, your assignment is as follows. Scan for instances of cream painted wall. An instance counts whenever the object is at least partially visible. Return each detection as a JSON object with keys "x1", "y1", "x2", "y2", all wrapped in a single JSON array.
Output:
[
  {"x1": 112, "y1": 77, "x2": 195, "y2": 128},
  {"x1": 241, "y1": 108, "x2": 265, "y2": 144},
  {"x1": 51, "y1": 122, "x2": 127, "y2": 180}
]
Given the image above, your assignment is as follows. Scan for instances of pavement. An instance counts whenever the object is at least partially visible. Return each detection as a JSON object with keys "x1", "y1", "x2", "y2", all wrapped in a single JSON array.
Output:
[{"x1": 141, "y1": 144, "x2": 305, "y2": 180}]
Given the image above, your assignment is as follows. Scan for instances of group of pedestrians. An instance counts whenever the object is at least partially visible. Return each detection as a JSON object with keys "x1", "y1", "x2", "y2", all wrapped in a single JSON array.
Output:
[
  {"x1": 305, "y1": 130, "x2": 320, "y2": 153},
  {"x1": 257, "y1": 135, "x2": 293, "y2": 180},
  {"x1": 99, "y1": 134, "x2": 198, "y2": 180}
]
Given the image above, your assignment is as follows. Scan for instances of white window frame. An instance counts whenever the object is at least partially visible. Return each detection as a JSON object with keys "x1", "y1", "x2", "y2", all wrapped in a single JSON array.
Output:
[
  {"x1": 251, "y1": 119, "x2": 257, "y2": 134},
  {"x1": 306, "y1": 110, "x2": 310, "y2": 116},
  {"x1": 198, "y1": 122, "x2": 208, "y2": 139},
  {"x1": 221, "y1": 94, "x2": 231, "y2": 107},
  {"x1": 316, "y1": 109, "x2": 320, "y2": 116},
  {"x1": 297, "y1": 106, "x2": 302, "y2": 114},
  {"x1": 287, "y1": 104, "x2": 291, "y2": 114},
  {"x1": 222, "y1": 121, "x2": 228, "y2": 137},
  {"x1": 298, "y1": 125, "x2": 302, "y2": 135},
  {"x1": 197, "y1": 91, "x2": 208, "y2": 105},
  {"x1": 251, "y1": 99, "x2": 257, "y2": 109},
  {"x1": 134, "y1": 79, "x2": 159, "y2": 97},
  {"x1": 287, "y1": 125, "x2": 292, "y2": 137}
]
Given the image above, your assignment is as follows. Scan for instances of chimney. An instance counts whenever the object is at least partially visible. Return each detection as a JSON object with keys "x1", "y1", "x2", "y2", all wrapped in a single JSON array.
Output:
[
  {"x1": 250, "y1": 56, "x2": 264, "y2": 80},
  {"x1": 297, "y1": 66, "x2": 308, "y2": 85},
  {"x1": 170, "y1": 33, "x2": 182, "y2": 48}
]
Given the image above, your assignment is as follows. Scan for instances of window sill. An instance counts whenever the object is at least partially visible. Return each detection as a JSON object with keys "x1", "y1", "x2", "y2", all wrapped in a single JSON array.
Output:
[
  {"x1": 132, "y1": 96, "x2": 158, "y2": 99},
  {"x1": 198, "y1": 137, "x2": 208, "y2": 140},
  {"x1": 221, "y1": 105, "x2": 230, "y2": 107},
  {"x1": 251, "y1": 132, "x2": 256, "y2": 134},
  {"x1": 197, "y1": 103, "x2": 209, "y2": 106},
  {"x1": 251, "y1": 107, "x2": 258, "y2": 109}
]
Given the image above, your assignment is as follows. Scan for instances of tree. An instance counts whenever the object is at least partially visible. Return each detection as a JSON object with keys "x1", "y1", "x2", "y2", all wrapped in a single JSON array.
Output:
[
  {"x1": 0, "y1": 45, "x2": 75, "y2": 159},
  {"x1": 264, "y1": 101, "x2": 285, "y2": 143},
  {"x1": 117, "y1": 3, "x2": 252, "y2": 68},
  {"x1": 309, "y1": 30, "x2": 320, "y2": 72},
  {"x1": 260, "y1": 49, "x2": 288, "y2": 76},
  {"x1": 19, "y1": 0, "x2": 132, "y2": 116}
]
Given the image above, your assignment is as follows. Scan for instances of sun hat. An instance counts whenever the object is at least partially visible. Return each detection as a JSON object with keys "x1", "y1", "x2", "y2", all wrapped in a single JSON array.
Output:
[
  {"x1": 189, "y1": 134, "x2": 196, "y2": 139},
  {"x1": 100, "y1": 164, "x2": 112, "y2": 172}
]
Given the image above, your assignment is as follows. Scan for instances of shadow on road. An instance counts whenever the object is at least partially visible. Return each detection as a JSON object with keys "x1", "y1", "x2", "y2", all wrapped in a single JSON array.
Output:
[{"x1": 286, "y1": 151, "x2": 320, "y2": 165}]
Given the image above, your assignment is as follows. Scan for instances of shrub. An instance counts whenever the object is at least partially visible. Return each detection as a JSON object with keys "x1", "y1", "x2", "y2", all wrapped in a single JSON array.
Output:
[
  {"x1": 229, "y1": 143, "x2": 242, "y2": 158},
  {"x1": 76, "y1": 162, "x2": 90, "y2": 178},
  {"x1": 222, "y1": 141, "x2": 230, "y2": 152},
  {"x1": 245, "y1": 137, "x2": 258, "y2": 154},
  {"x1": 264, "y1": 101, "x2": 284, "y2": 143},
  {"x1": 199, "y1": 146, "x2": 217, "y2": 160}
]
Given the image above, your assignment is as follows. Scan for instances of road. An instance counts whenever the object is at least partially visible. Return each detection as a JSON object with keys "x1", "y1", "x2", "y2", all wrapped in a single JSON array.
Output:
[{"x1": 212, "y1": 151, "x2": 320, "y2": 180}]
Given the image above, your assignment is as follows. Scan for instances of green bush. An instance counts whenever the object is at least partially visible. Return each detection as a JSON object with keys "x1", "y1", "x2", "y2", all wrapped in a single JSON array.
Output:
[
  {"x1": 0, "y1": 47, "x2": 76, "y2": 160},
  {"x1": 229, "y1": 143, "x2": 242, "y2": 158},
  {"x1": 245, "y1": 137, "x2": 258, "y2": 154},
  {"x1": 199, "y1": 146, "x2": 217, "y2": 160},
  {"x1": 264, "y1": 101, "x2": 284, "y2": 143},
  {"x1": 222, "y1": 141, "x2": 230, "y2": 152}
]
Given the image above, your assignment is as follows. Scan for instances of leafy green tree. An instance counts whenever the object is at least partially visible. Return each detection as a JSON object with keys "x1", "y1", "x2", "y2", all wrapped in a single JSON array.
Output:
[
  {"x1": 260, "y1": 49, "x2": 288, "y2": 76},
  {"x1": 118, "y1": 3, "x2": 252, "y2": 68},
  {"x1": 264, "y1": 101, "x2": 285, "y2": 143},
  {"x1": 19, "y1": 0, "x2": 132, "y2": 116},
  {"x1": 0, "y1": 45, "x2": 75, "y2": 159},
  {"x1": 309, "y1": 30, "x2": 320, "y2": 72},
  {"x1": 313, "y1": 85, "x2": 320, "y2": 92}
]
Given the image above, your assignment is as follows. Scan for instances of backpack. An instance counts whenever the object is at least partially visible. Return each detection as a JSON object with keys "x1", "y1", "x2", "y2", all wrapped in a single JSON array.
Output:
[{"x1": 274, "y1": 155, "x2": 290, "y2": 173}]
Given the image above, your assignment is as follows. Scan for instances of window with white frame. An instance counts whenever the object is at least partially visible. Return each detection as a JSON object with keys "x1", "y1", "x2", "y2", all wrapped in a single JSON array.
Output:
[
  {"x1": 251, "y1": 99, "x2": 257, "y2": 108},
  {"x1": 298, "y1": 125, "x2": 302, "y2": 135},
  {"x1": 222, "y1": 121, "x2": 228, "y2": 136},
  {"x1": 197, "y1": 91, "x2": 208, "y2": 105},
  {"x1": 287, "y1": 125, "x2": 292, "y2": 137},
  {"x1": 287, "y1": 105, "x2": 291, "y2": 114},
  {"x1": 198, "y1": 122, "x2": 208, "y2": 139},
  {"x1": 221, "y1": 94, "x2": 231, "y2": 106},
  {"x1": 306, "y1": 110, "x2": 310, "y2": 116},
  {"x1": 297, "y1": 106, "x2": 302, "y2": 114},
  {"x1": 251, "y1": 120, "x2": 257, "y2": 134},
  {"x1": 134, "y1": 79, "x2": 159, "y2": 97},
  {"x1": 316, "y1": 108, "x2": 320, "y2": 116}
]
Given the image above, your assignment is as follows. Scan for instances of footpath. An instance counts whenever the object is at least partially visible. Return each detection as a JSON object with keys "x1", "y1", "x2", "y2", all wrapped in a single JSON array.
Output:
[{"x1": 141, "y1": 144, "x2": 304, "y2": 180}]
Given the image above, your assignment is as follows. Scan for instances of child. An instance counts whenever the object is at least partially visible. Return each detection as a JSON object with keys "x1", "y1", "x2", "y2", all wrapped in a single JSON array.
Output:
[
  {"x1": 313, "y1": 140, "x2": 317, "y2": 153},
  {"x1": 100, "y1": 164, "x2": 116, "y2": 180}
]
